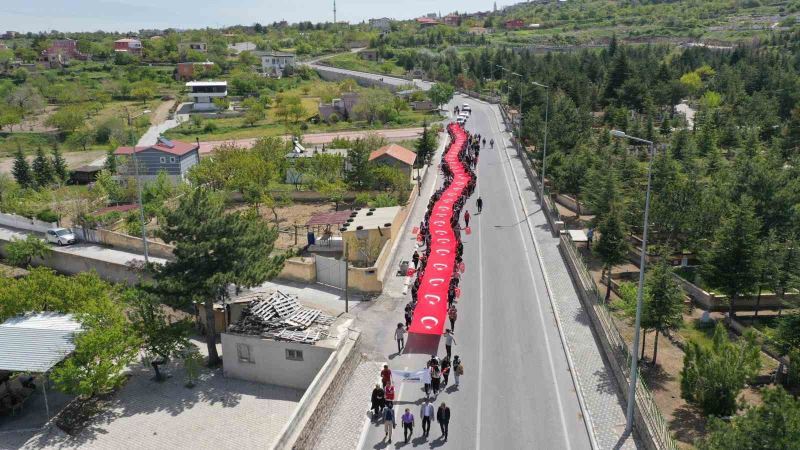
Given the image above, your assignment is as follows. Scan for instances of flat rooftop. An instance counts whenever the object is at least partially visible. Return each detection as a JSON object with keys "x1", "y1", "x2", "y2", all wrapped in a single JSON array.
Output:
[
  {"x1": 342, "y1": 206, "x2": 402, "y2": 232},
  {"x1": 185, "y1": 81, "x2": 227, "y2": 87}
]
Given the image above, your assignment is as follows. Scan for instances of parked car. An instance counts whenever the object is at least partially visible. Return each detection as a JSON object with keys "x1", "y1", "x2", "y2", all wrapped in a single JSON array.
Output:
[
  {"x1": 462, "y1": 103, "x2": 471, "y2": 112},
  {"x1": 45, "y1": 228, "x2": 76, "y2": 246}
]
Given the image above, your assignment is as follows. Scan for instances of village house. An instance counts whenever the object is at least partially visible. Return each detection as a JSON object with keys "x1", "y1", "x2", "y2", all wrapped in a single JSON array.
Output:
[
  {"x1": 369, "y1": 17, "x2": 393, "y2": 32},
  {"x1": 505, "y1": 19, "x2": 526, "y2": 30},
  {"x1": 185, "y1": 80, "x2": 227, "y2": 111},
  {"x1": 318, "y1": 91, "x2": 360, "y2": 122},
  {"x1": 442, "y1": 14, "x2": 461, "y2": 26},
  {"x1": 178, "y1": 42, "x2": 207, "y2": 53},
  {"x1": 175, "y1": 61, "x2": 216, "y2": 81},
  {"x1": 113, "y1": 38, "x2": 142, "y2": 55},
  {"x1": 254, "y1": 50, "x2": 296, "y2": 77},
  {"x1": 40, "y1": 39, "x2": 90, "y2": 66},
  {"x1": 416, "y1": 17, "x2": 441, "y2": 28},
  {"x1": 358, "y1": 49, "x2": 379, "y2": 61},
  {"x1": 113, "y1": 137, "x2": 200, "y2": 183},
  {"x1": 369, "y1": 143, "x2": 417, "y2": 180}
]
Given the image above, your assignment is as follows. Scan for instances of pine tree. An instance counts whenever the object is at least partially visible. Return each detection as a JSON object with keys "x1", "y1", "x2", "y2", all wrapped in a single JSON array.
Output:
[
  {"x1": 645, "y1": 259, "x2": 685, "y2": 365},
  {"x1": 595, "y1": 206, "x2": 630, "y2": 303},
  {"x1": 104, "y1": 148, "x2": 117, "y2": 174},
  {"x1": 51, "y1": 143, "x2": 68, "y2": 183},
  {"x1": 31, "y1": 146, "x2": 53, "y2": 188},
  {"x1": 156, "y1": 188, "x2": 285, "y2": 366},
  {"x1": 11, "y1": 146, "x2": 32, "y2": 188},
  {"x1": 414, "y1": 122, "x2": 436, "y2": 167}
]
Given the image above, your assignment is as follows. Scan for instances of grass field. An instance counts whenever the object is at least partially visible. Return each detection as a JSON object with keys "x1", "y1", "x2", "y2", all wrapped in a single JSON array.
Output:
[{"x1": 324, "y1": 52, "x2": 406, "y2": 76}]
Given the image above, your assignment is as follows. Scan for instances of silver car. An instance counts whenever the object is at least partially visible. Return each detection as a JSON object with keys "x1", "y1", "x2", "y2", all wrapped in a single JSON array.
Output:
[{"x1": 45, "y1": 228, "x2": 76, "y2": 246}]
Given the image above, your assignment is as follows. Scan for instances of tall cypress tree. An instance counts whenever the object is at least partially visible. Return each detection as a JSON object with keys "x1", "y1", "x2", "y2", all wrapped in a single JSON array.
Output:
[
  {"x1": 595, "y1": 206, "x2": 630, "y2": 303},
  {"x1": 104, "y1": 148, "x2": 117, "y2": 174},
  {"x1": 31, "y1": 146, "x2": 53, "y2": 188},
  {"x1": 12, "y1": 147, "x2": 32, "y2": 188},
  {"x1": 51, "y1": 143, "x2": 68, "y2": 183}
]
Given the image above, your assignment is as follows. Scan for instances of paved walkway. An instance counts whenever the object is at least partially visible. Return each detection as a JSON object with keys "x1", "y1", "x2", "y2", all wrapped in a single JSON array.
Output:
[{"x1": 485, "y1": 103, "x2": 637, "y2": 449}]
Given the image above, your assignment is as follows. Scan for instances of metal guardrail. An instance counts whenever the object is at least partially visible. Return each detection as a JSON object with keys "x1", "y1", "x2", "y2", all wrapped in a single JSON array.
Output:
[{"x1": 561, "y1": 236, "x2": 679, "y2": 450}]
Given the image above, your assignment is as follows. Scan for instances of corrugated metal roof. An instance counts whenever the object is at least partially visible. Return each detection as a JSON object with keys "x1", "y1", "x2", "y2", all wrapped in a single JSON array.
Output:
[{"x1": 0, "y1": 313, "x2": 82, "y2": 373}]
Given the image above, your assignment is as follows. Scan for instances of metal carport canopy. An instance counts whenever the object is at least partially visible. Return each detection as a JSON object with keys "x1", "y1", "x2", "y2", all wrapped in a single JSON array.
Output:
[{"x1": 0, "y1": 313, "x2": 82, "y2": 373}]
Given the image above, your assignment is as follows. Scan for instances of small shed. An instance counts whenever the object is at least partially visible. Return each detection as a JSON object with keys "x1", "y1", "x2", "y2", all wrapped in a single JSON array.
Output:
[
  {"x1": 369, "y1": 144, "x2": 417, "y2": 180},
  {"x1": 69, "y1": 165, "x2": 102, "y2": 185}
]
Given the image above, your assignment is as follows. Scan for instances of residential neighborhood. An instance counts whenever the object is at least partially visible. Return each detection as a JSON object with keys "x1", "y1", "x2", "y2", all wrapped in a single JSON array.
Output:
[{"x1": 2, "y1": 1, "x2": 800, "y2": 450}]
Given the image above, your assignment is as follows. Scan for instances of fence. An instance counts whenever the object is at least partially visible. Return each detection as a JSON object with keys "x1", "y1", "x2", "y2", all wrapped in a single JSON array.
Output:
[{"x1": 560, "y1": 234, "x2": 679, "y2": 450}]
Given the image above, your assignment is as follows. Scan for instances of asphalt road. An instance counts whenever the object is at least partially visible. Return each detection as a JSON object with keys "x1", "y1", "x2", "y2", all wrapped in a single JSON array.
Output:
[
  {"x1": 304, "y1": 61, "x2": 432, "y2": 91},
  {"x1": 358, "y1": 95, "x2": 592, "y2": 450}
]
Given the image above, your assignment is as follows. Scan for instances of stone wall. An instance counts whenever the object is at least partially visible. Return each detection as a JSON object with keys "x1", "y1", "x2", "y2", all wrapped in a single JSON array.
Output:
[
  {"x1": 278, "y1": 256, "x2": 316, "y2": 283},
  {"x1": 0, "y1": 212, "x2": 57, "y2": 233}
]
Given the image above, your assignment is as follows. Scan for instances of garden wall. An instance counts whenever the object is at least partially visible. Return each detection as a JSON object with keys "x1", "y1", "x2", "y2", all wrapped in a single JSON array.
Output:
[{"x1": 0, "y1": 212, "x2": 57, "y2": 234}]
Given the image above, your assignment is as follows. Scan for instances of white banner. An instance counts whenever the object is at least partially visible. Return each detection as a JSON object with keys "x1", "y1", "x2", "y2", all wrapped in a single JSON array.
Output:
[{"x1": 393, "y1": 369, "x2": 428, "y2": 383}]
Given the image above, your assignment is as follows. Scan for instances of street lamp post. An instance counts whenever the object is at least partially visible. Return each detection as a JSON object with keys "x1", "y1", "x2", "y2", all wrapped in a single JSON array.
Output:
[
  {"x1": 129, "y1": 132, "x2": 150, "y2": 264},
  {"x1": 532, "y1": 81, "x2": 549, "y2": 202},
  {"x1": 610, "y1": 129, "x2": 656, "y2": 434}
]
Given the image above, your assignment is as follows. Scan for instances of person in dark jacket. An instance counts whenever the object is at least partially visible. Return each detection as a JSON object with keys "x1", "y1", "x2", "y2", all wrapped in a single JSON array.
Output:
[
  {"x1": 371, "y1": 384, "x2": 385, "y2": 419},
  {"x1": 437, "y1": 402, "x2": 451, "y2": 441}
]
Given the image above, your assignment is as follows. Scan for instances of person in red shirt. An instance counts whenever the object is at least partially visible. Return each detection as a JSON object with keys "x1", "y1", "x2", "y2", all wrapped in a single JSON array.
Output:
[
  {"x1": 381, "y1": 364, "x2": 392, "y2": 388},
  {"x1": 384, "y1": 381, "x2": 396, "y2": 408}
]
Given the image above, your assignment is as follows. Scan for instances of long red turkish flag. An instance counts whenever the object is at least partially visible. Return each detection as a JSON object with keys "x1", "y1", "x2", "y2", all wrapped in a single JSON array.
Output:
[{"x1": 409, "y1": 123, "x2": 471, "y2": 335}]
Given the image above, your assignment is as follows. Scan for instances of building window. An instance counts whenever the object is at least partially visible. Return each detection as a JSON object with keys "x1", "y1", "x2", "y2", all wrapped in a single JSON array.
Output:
[
  {"x1": 159, "y1": 156, "x2": 166, "y2": 164},
  {"x1": 286, "y1": 349, "x2": 304, "y2": 361},
  {"x1": 237, "y1": 343, "x2": 254, "y2": 363},
  {"x1": 169, "y1": 156, "x2": 176, "y2": 163}
]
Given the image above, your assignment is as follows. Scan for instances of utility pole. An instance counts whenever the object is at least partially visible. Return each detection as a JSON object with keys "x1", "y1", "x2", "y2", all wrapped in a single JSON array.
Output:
[
  {"x1": 532, "y1": 81, "x2": 550, "y2": 201},
  {"x1": 333, "y1": 0, "x2": 337, "y2": 24}
]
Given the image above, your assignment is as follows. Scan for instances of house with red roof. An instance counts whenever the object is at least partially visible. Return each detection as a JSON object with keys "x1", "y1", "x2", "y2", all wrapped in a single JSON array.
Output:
[
  {"x1": 114, "y1": 137, "x2": 200, "y2": 182},
  {"x1": 114, "y1": 38, "x2": 142, "y2": 55},
  {"x1": 369, "y1": 144, "x2": 417, "y2": 180},
  {"x1": 416, "y1": 17, "x2": 441, "y2": 28}
]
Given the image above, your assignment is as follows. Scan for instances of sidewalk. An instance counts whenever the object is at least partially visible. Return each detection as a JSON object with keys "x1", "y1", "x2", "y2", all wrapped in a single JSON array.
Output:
[{"x1": 486, "y1": 103, "x2": 638, "y2": 449}]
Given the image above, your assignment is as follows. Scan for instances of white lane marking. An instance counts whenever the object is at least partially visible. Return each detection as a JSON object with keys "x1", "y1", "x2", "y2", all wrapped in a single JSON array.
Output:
[
  {"x1": 475, "y1": 153, "x2": 485, "y2": 450},
  {"x1": 493, "y1": 121, "x2": 572, "y2": 450},
  {"x1": 357, "y1": 362, "x2": 383, "y2": 450},
  {"x1": 487, "y1": 104, "x2": 598, "y2": 449}
]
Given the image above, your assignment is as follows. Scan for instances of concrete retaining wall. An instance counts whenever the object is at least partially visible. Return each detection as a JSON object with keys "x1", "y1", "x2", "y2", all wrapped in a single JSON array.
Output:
[
  {"x1": 554, "y1": 193, "x2": 593, "y2": 215},
  {"x1": 75, "y1": 227, "x2": 176, "y2": 260},
  {"x1": 314, "y1": 65, "x2": 407, "y2": 92},
  {"x1": 278, "y1": 256, "x2": 317, "y2": 283},
  {"x1": 0, "y1": 212, "x2": 57, "y2": 233},
  {"x1": 671, "y1": 272, "x2": 800, "y2": 311}
]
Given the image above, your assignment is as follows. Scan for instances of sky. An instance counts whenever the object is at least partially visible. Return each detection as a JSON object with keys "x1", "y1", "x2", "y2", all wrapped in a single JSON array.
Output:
[{"x1": 0, "y1": 0, "x2": 500, "y2": 33}]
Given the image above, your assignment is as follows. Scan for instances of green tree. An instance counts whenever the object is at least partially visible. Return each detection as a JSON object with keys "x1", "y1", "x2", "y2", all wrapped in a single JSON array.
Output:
[
  {"x1": 702, "y1": 198, "x2": 762, "y2": 318},
  {"x1": 769, "y1": 234, "x2": 800, "y2": 317},
  {"x1": 595, "y1": 207, "x2": 630, "y2": 303},
  {"x1": 554, "y1": 145, "x2": 591, "y2": 217},
  {"x1": 697, "y1": 387, "x2": 800, "y2": 450},
  {"x1": 156, "y1": 188, "x2": 285, "y2": 366},
  {"x1": 31, "y1": 146, "x2": 53, "y2": 188},
  {"x1": 11, "y1": 147, "x2": 32, "y2": 188},
  {"x1": 345, "y1": 139, "x2": 373, "y2": 189},
  {"x1": 51, "y1": 143, "x2": 68, "y2": 182},
  {"x1": 130, "y1": 81, "x2": 156, "y2": 105},
  {"x1": 125, "y1": 288, "x2": 192, "y2": 381},
  {"x1": 45, "y1": 106, "x2": 86, "y2": 134},
  {"x1": 644, "y1": 259, "x2": 684, "y2": 365},
  {"x1": 414, "y1": 122, "x2": 437, "y2": 167},
  {"x1": 4, "y1": 234, "x2": 51, "y2": 267},
  {"x1": 65, "y1": 127, "x2": 95, "y2": 151},
  {"x1": 104, "y1": 149, "x2": 118, "y2": 174},
  {"x1": 428, "y1": 83, "x2": 455, "y2": 109},
  {"x1": 243, "y1": 103, "x2": 265, "y2": 127},
  {"x1": 681, "y1": 322, "x2": 761, "y2": 417}
]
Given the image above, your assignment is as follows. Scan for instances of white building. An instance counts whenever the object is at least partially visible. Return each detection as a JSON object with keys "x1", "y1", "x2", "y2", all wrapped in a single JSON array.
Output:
[
  {"x1": 185, "y1": 81, "x2": 227, "y2": 111},
  {"x1": 254, "y1": 51, "x2": 296, "y2": 77}
]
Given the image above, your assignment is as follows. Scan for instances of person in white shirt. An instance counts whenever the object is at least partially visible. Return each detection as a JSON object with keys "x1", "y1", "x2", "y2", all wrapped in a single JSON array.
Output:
[
  {"x1": 394, "y1": 322, "x2": 406, "y2": 353},
  {"x1": 421, "y1": 364, "x2": 432, "y2": 398},
  {"x1": 444, "y1": 329, "x2": 457, "y2": 359},
  {"x1": 420, "y1": 399, "x2": 435, "y2": 438}
]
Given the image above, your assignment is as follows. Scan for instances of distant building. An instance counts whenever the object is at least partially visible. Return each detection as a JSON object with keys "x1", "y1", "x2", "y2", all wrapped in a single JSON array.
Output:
[
  {"x1": 369, "y1": 17, "x2": 393, "y2": 32},
  {"x1": 228, "y1": 41, "x2": 257, "y2": 54},
  {"x1": 114, "y1": 137, "x2": 200, "y2": 182},
  {"x1": 185, "y1": 81, "x2": 227, "y2": 111},
  {"x1": 358, "y1": 49, "x2": 379, "y2": 61},
  {"x1": 2, "y1": 31, "x2": 18, "y2": 40},
  {"x1": 468, "y1": 27, "x2": 490, "y2": 35},
  {"x1": 176, "y1": 61, "x2": 216, "y2": 81},
  {"x1": 254, "y1": 50, "x2": 296, "y2": 77},
  {"x1": 505, "y1": 19, "x2": 526, "y2": 30},
  {"x1": 369, "y1": 143, "x2": 417, "y2": 180},
  {"x1": 442, "y1": 14, "x2": 460, "y2": 26},
  {"x1": 41, "y1": 39, "x2": 90, "y2": 66},
  {"x1": 178, "y1": 42, "x2": 207, "y2": 53},
  {"x1": 416, "y1": 17, "x2": 441, "y2": 27},
  {"x1": 113, "y1": 38, "x2": 142, "y2": 55},
  {"x1": 319, "y1": 91, "x2": 360, "y2": 122}
]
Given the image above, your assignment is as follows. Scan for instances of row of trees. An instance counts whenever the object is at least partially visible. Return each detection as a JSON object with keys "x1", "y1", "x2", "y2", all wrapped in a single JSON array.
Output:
[{"x1": 12, "y1": 144, "x2": 68, "y2": 188}]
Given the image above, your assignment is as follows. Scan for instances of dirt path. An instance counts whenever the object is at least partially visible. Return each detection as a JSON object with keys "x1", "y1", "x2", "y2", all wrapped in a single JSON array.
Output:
[
  {"x1": 149, "y1": 99, "x2": 175, "y2": 126},
  {"x1": 0, "y1": 149, "x2": 107, "y2": 175}
]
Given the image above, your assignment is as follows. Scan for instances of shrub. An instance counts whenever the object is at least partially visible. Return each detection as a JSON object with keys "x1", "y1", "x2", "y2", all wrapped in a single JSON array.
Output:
[
  {"x1": 354, "y1": 192, "x2": 372, "y2": 207},
  {"x1": 35, "y1": 209, "x2": 59, "y2": 223},
  {"x1": 203, "y1": 121, "x2": 218, "y2": 132},
  {"x1": 369, "y1": 193, "x2": 398, "y2": 208}
]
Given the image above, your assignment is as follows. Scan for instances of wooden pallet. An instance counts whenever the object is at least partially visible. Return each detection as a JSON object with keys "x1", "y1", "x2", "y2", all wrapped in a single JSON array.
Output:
[
  {"x1": 273, "y1": 329, "x2": 321, "y2": 343},
  {"x1": 285, "y1": 307, "x2": 320, "y2": 328}
]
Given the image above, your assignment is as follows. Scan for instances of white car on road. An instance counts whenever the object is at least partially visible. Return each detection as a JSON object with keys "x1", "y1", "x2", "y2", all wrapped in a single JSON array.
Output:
[
  {"x1": 462, "y1": 103, "x2": 471, "y2": 112},
  {"x1": 45, "y1": 228, "x2": 76, "y2": 246}
]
